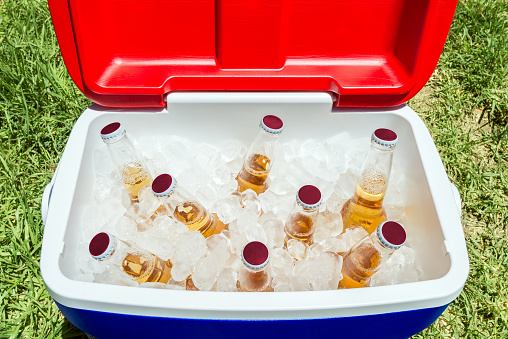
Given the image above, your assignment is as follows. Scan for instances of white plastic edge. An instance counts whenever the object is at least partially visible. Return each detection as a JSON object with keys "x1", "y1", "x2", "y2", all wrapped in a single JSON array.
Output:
[
  {"x1": 41, "y1": 101, "x2": 469, "y2": 321},
  {"x1": 450, "y1": 182, "x2": 462, "y2": 218}
]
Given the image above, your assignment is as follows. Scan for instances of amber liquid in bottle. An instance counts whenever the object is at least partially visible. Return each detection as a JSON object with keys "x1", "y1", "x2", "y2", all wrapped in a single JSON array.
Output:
[
  {"x1": 121, "y1": 252, "x2": 172, "y2": 284},
  {"x1": 284, "y1": 213, "x2": 314, "y2": 246},
  {"x1": 238, "y1": 270, "x2": 273, "y2": 292},
  {"x1": 341, "y1": 171, "x2": 387, "y2": 234},
  {"x1": 237, "y1": 154, "x2": 271, "y2": 194},
  {"x1": 174, "y1": 201, "x2": 225, "y2": 238},
  {"x1": 121, "y1": 162, "x2": 153, "y2": 203},
  {"x1": 339, "y1": 243, "x2": 381, "y2": 288}
]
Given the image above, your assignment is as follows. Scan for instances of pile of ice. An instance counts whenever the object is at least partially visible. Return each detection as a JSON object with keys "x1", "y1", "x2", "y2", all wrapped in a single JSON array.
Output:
[{"x1": 75, "y1": 132, "x2": 421, "y2": 290}]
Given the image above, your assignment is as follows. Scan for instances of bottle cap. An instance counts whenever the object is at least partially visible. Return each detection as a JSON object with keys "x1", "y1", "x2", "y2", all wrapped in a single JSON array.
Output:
[
  {"x1": 260, "y1": 115, "x2": 284, "y2": 134},
  {"x1": 371, "y1": 128, "x2": 398, "y2": 148},
  {"x1": 297, "y1": 185, "x2": 322, "y2": 209},
  {"x1": 89, "y1": 232, "x2": 115, "y2": 260},
  {"x1": 152, "y1": 174, "x2": 176, "y2": 197},
  {"x1": 376, "y1": 221, "x2": 406, "y2": 249},
  {"x1": 100, "y1": 122, "x2": 125, "y2": 140},
  {"x1": 242, "y1": 241, "x2": 270, "y2": 270}
]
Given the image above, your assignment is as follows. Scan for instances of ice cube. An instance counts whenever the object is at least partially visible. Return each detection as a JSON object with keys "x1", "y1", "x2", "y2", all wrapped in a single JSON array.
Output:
[
  {"x1": 312, "y1": 227, "x2": 332, "y2": 244},
  {"x1": 98, "y1": 198, "x2": 126, "y2": 224},
  {"x1": 241, "y1": 189, "x2": 262, "y2": 216},
  {"x1": 192, "y1": 239, "x2": 229, "y2": 291},
  {"x1": 269, "y1": 248, "x2": 295, "y2": 277},
  {"x1": 214, "y1": 194, "x2": 243, "y2": 224},
  {"x1": 172, "y1": 231, "x2": 207, "y2": 265},
  {"x1": 94, "y1": 175, "x2": 115, "y2": 201},
  {"x1": 245, "y1": 223, "x2": 267, "y2": 244},
  {"x1": 341, "y1": 227, "x2": 369, "y2": 252},
  {"x1": 268, "y1": 177, "x2": 292, "y2": 196},
  {"x1": 195, "y1": 185, "x2": 217, "y2": 210},
  {"x1": 93, "y1": 148, "x2": 115, "y2": 177},
  {"x1": 325, "y1": 192, "x2": 345, "y2": 214},
  {"x1": 287, "y1": 239, "x2": 309, "y2": 260},
  {"x1": 170, "y1": 261, "x2": 194, "y2": 282},
  {"x1": 234, "y1": 211, "x2": 258, "y2": 233},
  {"x1": 214, "y1": 268, "x2": 238, "y2": 292},
  {"x1": 301, "y1": 139, "x2": 326, "y2": 161},
  {"x1": 325, "y1": 143, "x2": 348, "y2": 175},
  {"x1": 258, "y1": 190, "x2": 277, "y2": 214},
  {"x1": 220, "y1": 141, "x2": 246, "y2": 163},
  {"x1": 261, "y1": 218, "x2": 285, "y2": 249},
  {"x1": 321, "y1": 213, "x2": 343, "y2": 236},
  {"x1": 114, "y1": 216, "x2": 138, "y2": 243},
  {"x1": 309, "y1": 252, "x2": 343, "y2": 290},
  {"x1": 336, "y1": 173, "x2": 357, "y2": 200}
]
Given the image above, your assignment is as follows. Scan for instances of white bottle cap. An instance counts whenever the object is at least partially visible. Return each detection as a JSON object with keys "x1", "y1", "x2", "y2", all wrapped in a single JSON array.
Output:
[
  {"x1": 371, "y1": 128, "x2": 398, "y2": 149},
  {"x1": 296, "y1": 185, "x2": 322, "y2": 209},
  {"x1": 89, "y1": 232, "x2": 116, "y2": 260},
  {"x1": 100, "y1": 122, "x2": 125, "y2": 140},
  {"x1": 152, "y1": 173, "x2": 176, "y2": 197},
  {"x1": 260, "y1": 115, "x2": 284, "y2": 134},
  {"x1": 242, "y1": 241, "x2": 270, "y2": 270}
]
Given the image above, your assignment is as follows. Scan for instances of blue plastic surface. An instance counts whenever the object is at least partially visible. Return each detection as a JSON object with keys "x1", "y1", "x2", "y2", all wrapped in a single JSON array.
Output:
[{"x1": 56, "y1": 300, "x2": 449, "y2": 339}]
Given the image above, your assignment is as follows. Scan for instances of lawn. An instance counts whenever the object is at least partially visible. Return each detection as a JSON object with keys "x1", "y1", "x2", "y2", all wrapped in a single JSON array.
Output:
[{"x1": 0, "y1": 0, "x2": 507, "y2": 337}]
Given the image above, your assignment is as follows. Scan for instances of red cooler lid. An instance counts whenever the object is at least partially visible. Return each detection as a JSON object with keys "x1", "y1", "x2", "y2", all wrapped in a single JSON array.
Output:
[{"x1": 48, "y1": 0, "x2": 457, "y2": 108}]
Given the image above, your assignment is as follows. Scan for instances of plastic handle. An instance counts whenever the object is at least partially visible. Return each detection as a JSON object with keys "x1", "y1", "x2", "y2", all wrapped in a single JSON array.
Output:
[
  {"x1": 41, "y1": 181, "x2": 54, "y2": 226},
  {"x1": 449, "y1": 182, "x2": 462, "y2": 218}
]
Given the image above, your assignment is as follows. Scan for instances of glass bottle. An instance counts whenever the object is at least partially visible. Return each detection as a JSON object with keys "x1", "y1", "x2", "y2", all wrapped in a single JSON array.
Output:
[
  {"x1": 341, "y1": 128, "x2": 398, "y2": 234},
  {"x1": 100, "y1": 122, "x2": 152, "y2": 203},
  {"x1": 339, "y1": 221, "x2": 406, "y2": 289},
  {"x1": 236, "y1": 115, "x2": 284, "y2": 194},
  {"x1": 238, "y1": 241, "x2": 272, "y2": 292},
  {"x1": 284, "y1": 185, "x2": 322, "y2": 246},
  {"x1": 151, "y1": 173, "x2": 226, "y2": 238},
  {"x1": 89, "y1": 232, "x2": 172, "y2": 284}
]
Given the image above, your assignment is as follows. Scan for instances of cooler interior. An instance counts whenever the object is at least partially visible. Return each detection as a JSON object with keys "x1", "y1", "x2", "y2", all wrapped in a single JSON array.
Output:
[{"x1": 57, "y1": 98, "x2": 451, "y2": 287}]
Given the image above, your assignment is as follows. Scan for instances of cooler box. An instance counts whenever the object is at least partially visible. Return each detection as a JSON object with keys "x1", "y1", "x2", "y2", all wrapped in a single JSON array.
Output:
[{"x1": 40, "y1": 0, "x2": 469, "y2": 338}]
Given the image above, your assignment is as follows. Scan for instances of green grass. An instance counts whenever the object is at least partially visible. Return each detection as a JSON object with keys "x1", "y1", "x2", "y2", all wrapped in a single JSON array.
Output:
[{"x1": 0, "y1": 0, "x2": 507, "y2": 337}]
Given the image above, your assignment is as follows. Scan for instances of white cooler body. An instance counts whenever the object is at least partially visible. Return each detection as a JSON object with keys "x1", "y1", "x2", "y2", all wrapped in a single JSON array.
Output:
[{"x1": 40, "y1": 92, "x2": 468, "y2": 339}]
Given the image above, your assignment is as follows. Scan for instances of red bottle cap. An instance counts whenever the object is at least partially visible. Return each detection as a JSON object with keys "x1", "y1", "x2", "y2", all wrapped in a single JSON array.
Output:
[
  {"x1": 89, "y1": 232, "x2": 115, "y2": 260},
  {"x1": 371, "y1": 128, "x2": 398, "y2": 148},
  {"x1": 377, "y1": 221, "x2": 406, "y2": 249},
  {"x1": 296, "y1": 185, "x2": 322, "y2": 209},
  {"x1": 152, "y1": 173, "x2": 176, "y2": 197},
  {"x1": 260, "y1": 115, "x2": 284, "y2": 134},
  {"x1": 100, "y1": 122, "x2": 125, "y2": 140},
  {"x1": 242, "y1": 241, "x2": 270, "y2": 269}
]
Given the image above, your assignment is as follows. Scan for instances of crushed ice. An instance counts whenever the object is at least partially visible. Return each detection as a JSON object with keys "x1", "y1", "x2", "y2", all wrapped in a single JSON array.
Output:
[{"x1": 78, "y1": 132, "x2": 420, "y2": 290}]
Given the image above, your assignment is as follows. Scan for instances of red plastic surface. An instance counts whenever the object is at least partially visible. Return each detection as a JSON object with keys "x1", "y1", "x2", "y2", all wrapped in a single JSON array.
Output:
[{"x1": 48, "y1": 0, "x2": 457, "y2": 108}]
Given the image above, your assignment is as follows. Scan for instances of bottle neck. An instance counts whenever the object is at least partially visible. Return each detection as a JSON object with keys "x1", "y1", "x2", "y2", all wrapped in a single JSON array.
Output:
[
  {"x1": 103, "y1": 132, "x2": 145, "y2": 171},
  {"x1": 368, "y1": 231, "x2": 397, "y2": 256},
  {"x1": 357, "y1": 143, "x2": 395, "y2": 196},
  {"x1": 244, "y1": 128, "x2": 280, "y2": 169},
  {"x1": 96, "y1": 236, "x2": 131, "y2": 262}
]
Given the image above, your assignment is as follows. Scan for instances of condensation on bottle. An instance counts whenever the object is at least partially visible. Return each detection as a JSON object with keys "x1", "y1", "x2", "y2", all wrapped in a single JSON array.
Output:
[
  {"x1": 238, "y1": 241, "x2": 273, "y2": 292},
  {"x1": 100, "y1": 122, "x2": 152, "y2": 203},
  {"x1": 341, "y1": 128, "x2": 398, "y2": 234},
  {"x1": 151, "y1": 173, "x2": 226, "y2": 238},
  {"x1": 339, "y1": 221, "x2": 406, "y2": 289},
  {"x1": 89, "y1": 232, "x2": 172, "y2": 284},
  {"x1": 284, "y1": 185, "x2": 323, "y2": 246},
  {"x1": 236, "y1": 115, "x2": 284, "y2": 195}
]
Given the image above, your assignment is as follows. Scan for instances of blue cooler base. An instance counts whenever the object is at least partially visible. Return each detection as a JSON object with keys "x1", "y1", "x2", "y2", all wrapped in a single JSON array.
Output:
[{"x1": 56, "y1": 300, "x2": 449, "y2": 339}]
